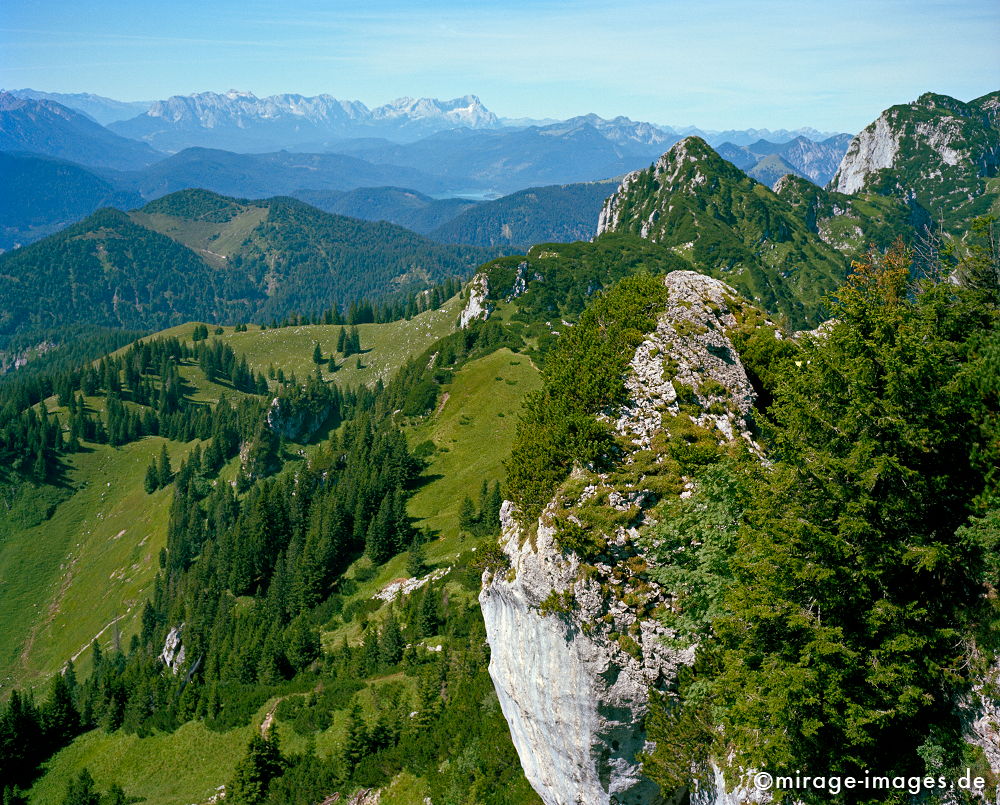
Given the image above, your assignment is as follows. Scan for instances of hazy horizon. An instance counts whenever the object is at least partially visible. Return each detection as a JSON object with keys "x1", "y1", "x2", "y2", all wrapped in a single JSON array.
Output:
[{"x1": 2, "y1": 0, "x2": 998, "y2": 132}]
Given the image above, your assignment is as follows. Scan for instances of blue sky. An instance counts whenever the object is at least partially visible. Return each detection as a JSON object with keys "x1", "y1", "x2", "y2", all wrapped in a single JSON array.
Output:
[{"x1": 2, "y1": 0, "x2": 997, "y2": 132}]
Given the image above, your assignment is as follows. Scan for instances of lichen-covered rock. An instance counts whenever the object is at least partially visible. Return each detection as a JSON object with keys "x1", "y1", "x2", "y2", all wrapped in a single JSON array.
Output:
[{"x1": 602, "y1": 270, "x2": 759, "y2": 450}]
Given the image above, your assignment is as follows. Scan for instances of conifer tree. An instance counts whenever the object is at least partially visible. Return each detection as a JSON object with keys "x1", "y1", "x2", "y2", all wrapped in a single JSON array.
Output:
[
  {"x1": 379, "y1": 613, "x2": 404, "y2": 666},
  {"x1": 40, "y1": 670, "x2": 80, "y2": 747},
  {"x1": 406, "y1": 538, "x2": 426, "y2": 578},
  {"x1": 60, "y1": 769, "x2": 99, "y2": 805},
  {"x1": 156, "y1": 443, "x2": 172, "y2": 487},
  {"x1": 227, "y1": 734, "x2": 284, "y2": 805},
  {"x1": 339, "y1": 703, "x2": 368, "y2": 775}
]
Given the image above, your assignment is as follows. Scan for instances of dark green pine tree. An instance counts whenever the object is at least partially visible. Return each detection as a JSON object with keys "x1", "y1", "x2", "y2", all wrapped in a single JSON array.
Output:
[
  {"x1": 60, "y1": 769, "x2": 99, "y2": 805},
  {"x1": 336, "y1": 327, "x2": 346, "y2": 354},
  {"x1": 227, "y1": 733, "x2": 284, "y2": 805},
  {"x1": 40, "y1": 669, "x2": 80, "y2": 747},
  {"x1": 365, "y1": 496, "x2": 394, "y2": 565},
  {"x1": 339, "y1": 703, "x2": 368, "y2": 776},
  {"x1": 311, "y1": 342, "x2": 323, "y2": 365},
  {"x1": 156, "y1": 443, "x2": 172, "y2": 487},
  {"x1": 143, "y1": 459, "x2": 159, "y2": 494},
  {"x1": 417, "y1": 586, "x2": 440, "y2": 636},
  {"x1": 406, "y1": 537, "x2": 426, "y2": 578},
  {"x1": 379, "y1": 612, "x2": 405, "y2": 666},
  {"x1": 458, "y1": 496, "x2": 477, "y2": 534}
]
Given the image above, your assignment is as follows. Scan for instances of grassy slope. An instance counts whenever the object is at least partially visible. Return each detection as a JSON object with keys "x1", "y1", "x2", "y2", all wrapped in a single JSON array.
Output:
[
  {"x1": 34, "y1": 686, "x2": 422, "y2": 805},
  {"x1": 18, "y1": 304, "x2": 538, "y2": 803},
  {"x1": 0, "y1": 433, "x2": 198, "y2": 689},
  {"x1": 154, "y1": 294, "x2": 464, "y2": 390},
  {"x1": 407, "y1": 348, "x2": 540, "y2": 541},
  {"x1": 317, "y1": 346, "x2": 540, "y2": 651},
  {"x1": 4, "y1": 300, "x2": 464, "y2": 686},
  {"x1": 130, "y1": 206, "x2": 268, "y2": 267},
  {"x1": 30, "y1": 718, "x2": 257, "y2": 805}
]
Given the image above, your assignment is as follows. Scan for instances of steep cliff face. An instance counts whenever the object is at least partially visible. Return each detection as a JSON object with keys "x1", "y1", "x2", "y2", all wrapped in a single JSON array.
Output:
[
  {"x1": 481, "y1": 270, "x2": 762, "y2": 805},
  {"x1": 829, "y1": 90, "x2": 1000, "y2": 229},
  {"x1": 481, "y1": 501, "x2": 682, "y2": 805}
]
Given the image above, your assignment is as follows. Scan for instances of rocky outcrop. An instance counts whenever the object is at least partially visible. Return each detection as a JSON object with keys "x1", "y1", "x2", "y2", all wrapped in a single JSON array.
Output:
[
  {"x1": 604, "y1": 270, "x2": 759, "y2": 449},
  {"x1": 459, "y1": 273, "x2": 492, "y2": 328},
  {"x1": 481, "y1": 270, "x2": 762, "y2": 805},
  {"x1": 266, "y1": 394, "x2": 331, "y2": 441},
  {"x1": 160, "y1": 624, "x2": 185, "y2": 674},
  {"x1": 373, "y1": 567, "x2": 450, "y2": 603},
  {"x1": 960, "y1": 659, "x2": 1000, "y2": 778}
]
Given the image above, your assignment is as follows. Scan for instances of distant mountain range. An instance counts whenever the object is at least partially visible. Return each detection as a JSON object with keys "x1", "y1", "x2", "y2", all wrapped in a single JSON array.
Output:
[
  {"x1": 5, "y1": 89, "x2": 152, "y2": 125},
  {"x1": 107, "y1": 90, "x2": 499, "y2": 151},
  {"x1": 0, "y1": 93, "x2": 160, "y2": 170},
  {"x1": 0, "y1": 86, "x2": 860, "y2": 252},
  {"x1": 714, "y1": 134, "x2": 854, "y2": 187},
  {"x1": 5, "y1": 87, "x2": 845, "y2": 152},
  {"x1": 2, "y1": 87, "x2": 994, "y2": 343}
]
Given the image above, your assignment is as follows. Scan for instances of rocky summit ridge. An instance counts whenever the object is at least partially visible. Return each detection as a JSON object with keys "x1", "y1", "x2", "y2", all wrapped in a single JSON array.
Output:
[
  {"x1": 595, "y1": 136, "x2": 850, "y2": 329},
  {"x1": 480, "y1": 270, "x2": 763, "y2": 805}
]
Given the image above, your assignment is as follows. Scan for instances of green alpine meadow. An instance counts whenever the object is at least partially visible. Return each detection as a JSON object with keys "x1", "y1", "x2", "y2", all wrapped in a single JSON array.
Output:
[{"x1": 1, "y1": 4, "x2": 998, "y2": 803}]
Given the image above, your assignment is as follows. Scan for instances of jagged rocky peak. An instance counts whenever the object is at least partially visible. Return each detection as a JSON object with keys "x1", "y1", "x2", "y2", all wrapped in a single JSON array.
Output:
[
  {"x1": 140, "y1": 89, "x2": 498, "y2": 130},
  {"x1": 372, "y1": 94, "x2": 499, "y2": 128},
  {"x1": 596, "y1": 136, "x2": 741, "y2": 237},
  {"x1": 480, "y1": 270, "x2": 766, "y2": 805}
]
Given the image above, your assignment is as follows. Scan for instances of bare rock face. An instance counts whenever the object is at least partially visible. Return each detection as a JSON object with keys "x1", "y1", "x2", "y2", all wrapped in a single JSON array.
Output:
[
  {"x1": 829, "y1": 112, "x2": 901, "y2": 195},
  {"x1": 596, "y1": 169, "x2": 642, "y2": 237},
  {"x1": 481, "y1": 501, "x2": 685, "y2": 805},
  {"x1": 481, "y1": 271, "x2": 761, "y2": 805},
  {"x1": 960, "y1": 660, "x2": 1000, "y2": 779},
  {"x1": 160, "y1": 624, "x2": 185, "y2": 674},
  {"x1": 459, "y1": 273, "x2": 492, "y2": 328}
]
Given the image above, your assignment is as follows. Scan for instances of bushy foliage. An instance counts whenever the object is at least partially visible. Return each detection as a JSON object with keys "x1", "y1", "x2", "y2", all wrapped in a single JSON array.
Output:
[
  {"x1": 506, "y1": 274, "x2": 670, "y2": 522},
  {"x1": 644, "y1": 240, "x2": 1000, "y2": 796}
]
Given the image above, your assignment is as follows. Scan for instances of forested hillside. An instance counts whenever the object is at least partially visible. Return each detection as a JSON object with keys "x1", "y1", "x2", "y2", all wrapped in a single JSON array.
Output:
[{"x1": 0, "y1": 190, "x2": 503, "y2": 348}]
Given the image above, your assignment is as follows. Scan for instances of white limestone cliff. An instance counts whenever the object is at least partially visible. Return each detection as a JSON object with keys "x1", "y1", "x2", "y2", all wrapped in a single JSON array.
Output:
[{"x1": 829, "y1": 113, "x2": 901, "y2": 195}]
